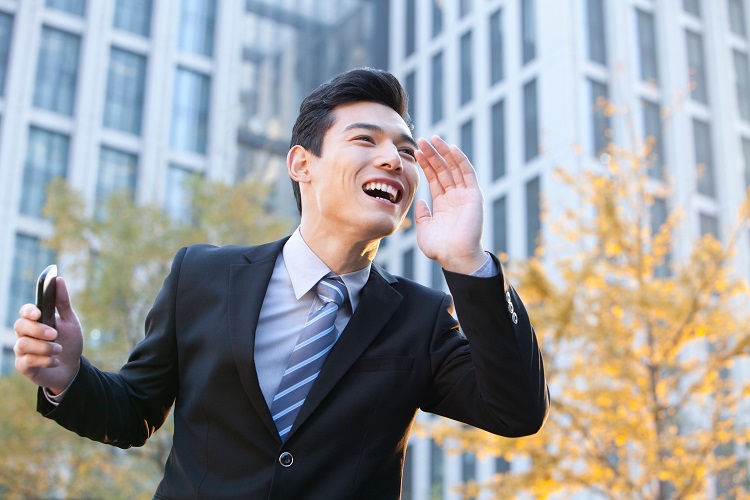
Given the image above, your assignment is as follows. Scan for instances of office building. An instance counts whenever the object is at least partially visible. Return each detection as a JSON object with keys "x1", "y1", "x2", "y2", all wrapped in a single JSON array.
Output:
[{"x1": 382, "y1": 0, "x2": 750, "y2": 498}]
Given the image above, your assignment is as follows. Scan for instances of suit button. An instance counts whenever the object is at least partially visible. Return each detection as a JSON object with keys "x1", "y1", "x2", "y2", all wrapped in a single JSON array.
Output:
[
  {"x1": 511, "y1": 312, "x2": 518, "y2": 324},
  {"x1": 279, "y1": 452, "x2": 293, "y2": 467}
]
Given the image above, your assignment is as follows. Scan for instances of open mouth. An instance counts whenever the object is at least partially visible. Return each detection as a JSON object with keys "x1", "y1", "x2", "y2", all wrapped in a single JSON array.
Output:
[{"x1": 363, "y1": 182, "x2": 402, "y2": 204}]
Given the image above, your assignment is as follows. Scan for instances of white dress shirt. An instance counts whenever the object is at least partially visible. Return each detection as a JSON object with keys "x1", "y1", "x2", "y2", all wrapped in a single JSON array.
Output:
[{"x1": 254, "y1": 228, "x2": 371, "y2": 407}]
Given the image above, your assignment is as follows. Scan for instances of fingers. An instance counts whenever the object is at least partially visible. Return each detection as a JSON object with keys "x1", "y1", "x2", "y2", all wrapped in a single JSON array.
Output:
[
  {"x1": 413, "y1": 199, "x2": 432, "y2": 226},
  {"x1": 14, "y1": 316, "x2": 62, "y2": 371},
  {"x1": 19, "y1": 302, "x2": 41, "y2": 321},
  {"x1": 16, "y1": 306, "x2": 56, "y2": 340},
  {"x1": 56, "y1": 277, "x2": 75, "y2": 322},
  {"x1": 416, "y1": 135, "x2": 478, "y2": 196},
  {"x1": 14, "y1": 335, "x2": 62, "y2": 359}
]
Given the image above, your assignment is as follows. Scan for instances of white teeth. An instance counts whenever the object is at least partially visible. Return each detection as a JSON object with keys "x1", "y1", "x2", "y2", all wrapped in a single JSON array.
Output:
[{"x1": 364, "y1": 182, "x2": 399, "y2": 203}]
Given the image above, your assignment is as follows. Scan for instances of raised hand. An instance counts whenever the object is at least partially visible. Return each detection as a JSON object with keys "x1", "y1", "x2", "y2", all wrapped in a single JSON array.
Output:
[
  {"x1": 14, "y1": 277, "x2": 83, "y2": 394},
  {"x1": 414, "y1": 135, "x2": 487, "y2": 275}
]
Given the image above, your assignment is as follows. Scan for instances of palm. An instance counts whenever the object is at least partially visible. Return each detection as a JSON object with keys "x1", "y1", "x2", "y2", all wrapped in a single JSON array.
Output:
[{"x1": 414, "y1": 136, "x2": 486, "y2": 274}]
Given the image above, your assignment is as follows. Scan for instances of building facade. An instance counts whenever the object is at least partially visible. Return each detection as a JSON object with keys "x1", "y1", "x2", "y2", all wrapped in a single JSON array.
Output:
[
  {"x1": 0, "y1": 0, "x2": 388, "y2": 366},
  {"x1": 381, "y1": 0, "x2": 750, "y2": 498}
]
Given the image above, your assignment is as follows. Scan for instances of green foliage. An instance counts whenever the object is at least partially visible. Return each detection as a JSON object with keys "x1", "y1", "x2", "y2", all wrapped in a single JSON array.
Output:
[{"x1": 0, "y1": 177, "x2": 292, "y2": 497}]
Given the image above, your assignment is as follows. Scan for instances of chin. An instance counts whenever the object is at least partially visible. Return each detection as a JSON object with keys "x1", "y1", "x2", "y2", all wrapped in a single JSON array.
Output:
[{"x1": 359, "y1": 216, "x2": 402, "y2": 239}]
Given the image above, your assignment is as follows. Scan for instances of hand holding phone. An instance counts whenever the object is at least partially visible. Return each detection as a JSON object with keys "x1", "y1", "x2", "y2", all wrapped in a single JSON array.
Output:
[{"x1": 35, "y1": 264, "x2": 57, "y2": 328}]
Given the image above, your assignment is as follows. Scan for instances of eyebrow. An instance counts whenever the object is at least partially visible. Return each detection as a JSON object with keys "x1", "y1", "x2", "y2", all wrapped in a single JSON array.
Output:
[{"x1": 342, "y1": 122, "x2": 418, "y2": 149}]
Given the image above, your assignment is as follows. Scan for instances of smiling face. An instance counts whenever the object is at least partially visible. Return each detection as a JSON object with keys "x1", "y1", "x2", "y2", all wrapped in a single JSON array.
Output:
[{"x1": 290, "y1": 101, "x2": 420, "y2": 245}]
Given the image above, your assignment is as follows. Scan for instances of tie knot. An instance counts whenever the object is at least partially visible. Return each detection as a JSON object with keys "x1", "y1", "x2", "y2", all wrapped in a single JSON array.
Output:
[{"x1": 317, "y1": 274, "x2": 348, "y2": 307}]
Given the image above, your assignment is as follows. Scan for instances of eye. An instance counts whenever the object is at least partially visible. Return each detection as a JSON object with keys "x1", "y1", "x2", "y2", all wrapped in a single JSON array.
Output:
[
  {"x1": 399, "y1": 147, "x2": 416, "y2": 160},
  {"x1": 354, "y1": 135, "x2": 374, "y2": 143}
]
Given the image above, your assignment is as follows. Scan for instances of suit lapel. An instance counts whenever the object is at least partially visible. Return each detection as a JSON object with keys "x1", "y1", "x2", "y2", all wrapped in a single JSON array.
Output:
[
  {"x1": 227, "y1": 238, "x2": 287, "y2": 439},
  {"x1": 289, "y1": 266, "x2": 403, "y2": 437}
]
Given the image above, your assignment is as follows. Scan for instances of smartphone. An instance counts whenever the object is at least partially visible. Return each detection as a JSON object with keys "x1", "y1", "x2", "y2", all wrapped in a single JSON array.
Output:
[{"x1": 35, "y1": 264, "x2": 57, "y2": 328}]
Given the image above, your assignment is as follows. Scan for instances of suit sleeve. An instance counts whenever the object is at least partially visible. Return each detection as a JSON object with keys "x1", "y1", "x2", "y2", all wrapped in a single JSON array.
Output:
[
  {"x1": 420, "y1": 254, "x2": 549, "y2": 437},
  {"x1": 36, "y1": 247, "x2": 186, "y2": 448}
]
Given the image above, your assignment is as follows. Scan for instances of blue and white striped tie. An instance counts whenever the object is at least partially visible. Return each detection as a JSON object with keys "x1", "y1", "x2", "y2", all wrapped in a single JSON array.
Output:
[{"x1": 270, "y1": 274, "x2": 348, "y2": 441}]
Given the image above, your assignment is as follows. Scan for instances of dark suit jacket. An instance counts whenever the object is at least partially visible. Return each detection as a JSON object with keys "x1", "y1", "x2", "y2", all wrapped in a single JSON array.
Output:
[{"x1": 38, "y1": 238, "x2": 549, "y2": 499}]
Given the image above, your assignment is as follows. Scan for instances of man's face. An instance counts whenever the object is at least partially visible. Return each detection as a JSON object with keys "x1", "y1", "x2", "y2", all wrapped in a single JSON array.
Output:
[{"x1": 299, "y1": 101, "x2": 420, "y2": 240}]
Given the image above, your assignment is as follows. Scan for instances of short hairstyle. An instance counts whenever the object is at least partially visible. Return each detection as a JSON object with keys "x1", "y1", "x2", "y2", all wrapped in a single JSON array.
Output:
[{"x1": 289, "y1": 67, "x2": 413, "y2": 215}]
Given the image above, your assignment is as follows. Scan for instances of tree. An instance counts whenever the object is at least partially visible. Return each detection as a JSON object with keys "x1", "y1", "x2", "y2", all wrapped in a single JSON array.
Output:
[
  {"x1": 0, "y1": 177, "x2": 291, "y2": 497},
  {"x1": 0, "y1": 372, "x2": 163, "y2": 499},
  {"x1": 432, "y1": 141, "x2": 750, "y2": 499}
]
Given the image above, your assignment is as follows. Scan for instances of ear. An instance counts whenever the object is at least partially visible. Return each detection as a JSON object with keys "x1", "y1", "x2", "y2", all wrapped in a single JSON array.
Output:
[{"x1": 287, "y1": 145, "x2": 311, "y2": 183}]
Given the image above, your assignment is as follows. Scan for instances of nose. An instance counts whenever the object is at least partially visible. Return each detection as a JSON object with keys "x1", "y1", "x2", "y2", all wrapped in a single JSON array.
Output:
[{"x1": 377, "y1": 143, "x2": 403, "y2": 173}]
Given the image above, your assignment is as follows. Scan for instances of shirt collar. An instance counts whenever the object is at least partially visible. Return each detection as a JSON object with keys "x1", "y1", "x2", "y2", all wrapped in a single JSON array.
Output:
[{"x1": 282, "y1": 227, "x2": 371, "y2": 311}]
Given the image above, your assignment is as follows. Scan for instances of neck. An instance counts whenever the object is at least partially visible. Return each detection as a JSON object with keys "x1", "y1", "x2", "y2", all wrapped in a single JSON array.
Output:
[{"x1": 298, "y1": 223, "x2": 380, "y2": 275}]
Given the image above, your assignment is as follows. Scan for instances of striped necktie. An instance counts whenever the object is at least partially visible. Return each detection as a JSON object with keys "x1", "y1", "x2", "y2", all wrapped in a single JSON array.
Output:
[{"x1": 270, "y1": 274, "x2": 348, "y2": 441}]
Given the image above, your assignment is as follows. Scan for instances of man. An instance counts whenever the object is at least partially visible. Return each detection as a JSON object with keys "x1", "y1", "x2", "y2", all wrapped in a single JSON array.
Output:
[{"x1": 14, "y1": 68, "x2": 549, "y2": 498}]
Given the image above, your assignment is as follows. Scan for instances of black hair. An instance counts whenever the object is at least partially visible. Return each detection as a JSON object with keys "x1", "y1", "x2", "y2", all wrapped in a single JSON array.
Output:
[{"x1": 289, "y1": 67, "x2": 413, "y2": 215}]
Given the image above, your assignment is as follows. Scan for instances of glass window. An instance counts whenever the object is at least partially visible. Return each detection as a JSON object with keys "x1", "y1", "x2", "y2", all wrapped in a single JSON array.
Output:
[
  {"x1": 432, "y1": 0, "x2": 443, "y2": 38},
  {"x1": 235, "y1": 144, "x2": 284, "y2": 182},
  {"x1": 734, "y1": 50, "x2": 750, "y2": 122},
  {"x1": 589, "y1": 78, "x2": 610, "y2": 156},
  {"x1": 651, "y1": 197, "x2": 670, "y2": 277},
  {"x1": 636, "y1": 9, "x2": 659, "y2": 84},
  {"x1": 404, "y1": 70, "x2": 416, "y2": 123},
  {"x1": 642, "y1": 100, "x2": 665, "y2": 178},
  {"x1": 405, "y1": 0, "x2": 416, "y2": 57},
  {"x1": 683, "y1": 0, "x2": 701, "y2": 17},
  {"x1": 460, "y1": 0, "x2": 472, "y2": 18},
  {"x1": 742, "y1": 137, "x2": 750, "y2": 189},
  {"x1": 178, "y1": 0, "x2": 216, "y2": 57},
  {"x1": 521, "y1": 0, "x2": 536, "y2": 64},
  {"x1": 170, "y1": 67, "x2": 210, "y2": 154},
  {"x1": 728, "y1": 0, "x2": 747, "y2": 37},
  {"x1": 489, "y1": 9, "x2": 503, "y2": 85},
  {"x1": 96, "y1": 147, "x2": 137, "y2": 219},
  {"x1": 402, "y1": 248, "x2": 414, "y2": 280},
  {"x1": 587, "y1": 0, "x2": 607, "y2": 65},
  {"x1": 165, "y1": 164, "x2": 197, "y2": 222},
  {"x1": 104, "y1": 48, "x2": 147, "y2": 135},
  {"x1": 460, "y1": 30, "x2": 473, "y2": 105},
  {"x1": 699, "y1": 212, "x2": 719, "y2": 239},
  {"x1": 493, "y1": 196, "x2": 507, "y2": 255},
  {"x1": 0, "y1": 12, "x2": 13, "y2": 97},
  {"x1": 430, "y1": 440, "x2": 444, "y2": 499},
  {"x1": 114, "y1": 0, "x2": 152, "y2": 37},
  {"x1": 431, "y1": 51, "x2": 444, "y2": 124},
  {"x1": 461, "y1": 452, "x2": 477, "y2": 490},
  {"x1": 526, "y1": 176, "x2": 541, "y2": 257},
  {"x1": 693, "y1": 119, "x2": 715, "y2": 197},
  {"x1": 33, "y1": 27, "x2": 81, "y2": 116},
  {"x1": 20, "y1": 127, "x2": 69, "y2": 217},
  {"x1": 46, "y1": 0, "x2": 85, "y2": 16},
  {"x1": 6, "y1": 234, "x2": 56, "y2": 328},
  {"x1": 491, "y1": 99, "x2": 506, "y2": 180},
  {"x1": 523, "y1": 78, "x2": 539, "y2": 162},
  {"x1": 461, "y1": 119, "x2": 473, "y2": 164},
  {"x1": 686, "y1": 30, "x2": 708, "y2": 104}
]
